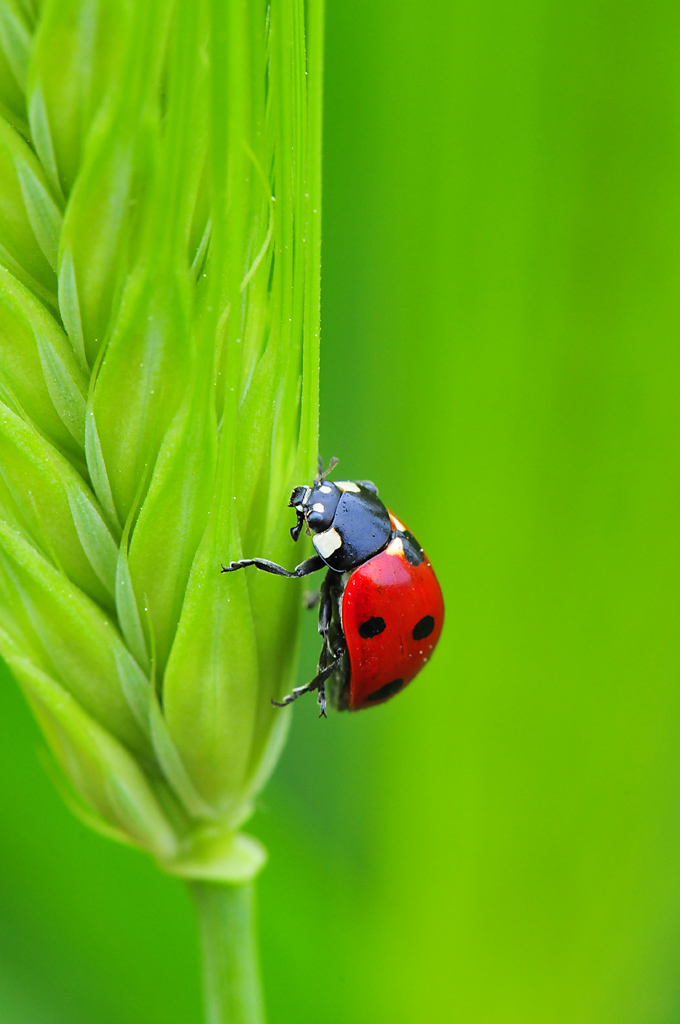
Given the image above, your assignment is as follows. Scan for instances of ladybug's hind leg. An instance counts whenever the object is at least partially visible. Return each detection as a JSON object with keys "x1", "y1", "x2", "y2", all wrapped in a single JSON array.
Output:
[
  {"x1": 272, "y1": 573, "x2": 343, "y2": 718},
  {"x1": 317, "y1": 574, "x2": 333, "y2": 647},
  {"x1": 316, "y1": 570, "x2": 339, "y2": 665},
  {"x1": 270, "y1": 573, "x2": 346, "y2": 716},
  {"x1": 314, "y1": 575, "x2": 335, "y2": 716},
  {"x1": 271, "y1": 652, "x2": 344, "y2": 718}
]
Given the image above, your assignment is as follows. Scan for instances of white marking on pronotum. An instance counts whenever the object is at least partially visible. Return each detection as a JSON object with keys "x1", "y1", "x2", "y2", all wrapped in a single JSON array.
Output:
[
  {"x1": 303, "y1": 487, "x2": 312, "y2": 503},
  {"x1": 312, "y1": 502, "x2": 325, "y2": 513},
  {"x1": 335, "y1": 480, "x2": 361, "y2": 493},
  {"x1": 386, "y1": 536, "x2": 405, "y2": 557},
  {"x1": 391, "y1": 514, "x2": 406, "y2": 532},
  {"x1": 314, "y1": 527, "x2": 343, "y2": 559},
  {"x1": 319, "y1": 485, "x2": 332, "y2": 494}
]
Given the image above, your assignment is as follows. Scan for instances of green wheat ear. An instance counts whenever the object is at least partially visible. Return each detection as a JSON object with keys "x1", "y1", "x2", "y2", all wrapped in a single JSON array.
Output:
[{"x1": 0, "y1": 0, "x2": 321, "y2": 971}]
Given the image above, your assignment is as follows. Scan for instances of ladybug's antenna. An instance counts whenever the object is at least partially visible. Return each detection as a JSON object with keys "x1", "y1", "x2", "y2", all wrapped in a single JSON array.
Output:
[{"x1": 315, "y1": 455, "x2": 339, "y2": 485}]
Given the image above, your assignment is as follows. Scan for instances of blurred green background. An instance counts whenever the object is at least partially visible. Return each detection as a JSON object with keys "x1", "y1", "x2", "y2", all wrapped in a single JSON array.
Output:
[{"x1": 2, "y1": 0, "x2": 680, "y2": 1021}]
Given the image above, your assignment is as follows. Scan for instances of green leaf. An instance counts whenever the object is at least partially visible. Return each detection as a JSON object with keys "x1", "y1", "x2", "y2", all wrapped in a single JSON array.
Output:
[
  {"x1": 0, "y1": 520, "x2": 151, "y2": 758},
  {"x1": 57, "y1": 247, "x2": 86, "y2": 371},
  {"x1": 27, "y1": 0, "x2": 134, "y2": 198},
  {"x1": 243, "y1": 534, "x2": 306, "y2": 781},
  {"x1": 44, "y1": 755, "x2": 149, "y2": 850},
  {"x1": 149, "y1": 688, "x2": 217, "y2": 821},
  {"x1": 0, "y1": 0, "x2": 30, "y2": 134},
  {"x1": 114, "y1": 463, "x2": 156, "y2": 674},
  {"x1": 56, "y1": 1, "x2": 172, "y2": 367},
  {"x1": 115, "y1": 538, "x2": 149, "y2": 674},
  {"x1": 15, "y1": 152, "x2": 61, "y2": 270},
  {"x1": 5, "y1": 640, "x2": 176, "y2": 858},
  {"x1": 128, "y1": 376, "x2": 217, "y2": 672},
  {"x1": 34, "y1": 316, "x2": 86, "y2": 447},
  {"x1": 84, "y1": 403, "x2": 121, "y2": 533},
  {"x1": 0, "y1": 115, "x2": 58, "y2": 304},
  {"x1": 163, "y1": 482, "x2": 260, "y2": 818},
  {"x1": 0, "y1": 520, "x2": 51, "y2": 655},
  {"x1": 64, "y1": 481, "x2": 118, "y2": 596},
  {"x1": 112, "y1": 645, "x2": 151, "y2": 738},
  {"x1": 0, "y1": 400, "x2": 115, "y2": 608},
  {"x1": 242, "y1": 705, "x2": 291, "y2": 809},
  {"x1": 0, "y1": 0, "x2": 30, "y2": 93},
  {"x1": 92, "y1": 272, "x2": 193, "y2": 523},
  {"x1": 58, "y1": 135, "x2": 137, "y2": 366},
  {"x1": 0, "y1": 466, "x2": 32, "y2": 540},
  {"x1": 0, "y1": 265, "x2": 87, "y2": 462},
  {"x1": 0, "y1": 57, "x2": 27, "y2": 137},
  {"x1": 234, "y1": 345, "x2": 277, "y2": 555}
]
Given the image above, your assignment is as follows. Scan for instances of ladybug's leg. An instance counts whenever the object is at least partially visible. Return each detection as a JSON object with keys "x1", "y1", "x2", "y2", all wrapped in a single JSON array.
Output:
[
  {"x1": 271, "y1": 652, "x2": 343, "y2": 717},
  {"x1": 317, "y1": 574, "x2": 332, "y2": 639},
  {"x1": 304, "y1": 588, "x2": 321, "y2": 610},
  {"x1": 316, "y1": 636, "x2": 348, "y2": 718},
  {"x1": 270, "y1": 568, "x2": 343, "y2": 717},
  {"x1": 316, "y1": 594, "x2": 346, "y2": 716},
  {"x1": 315, "y1": 573, "x2": 334, "y2": 672},
  {"x1": 221, "y1": 554, "x2": 325, "y2": 578}
]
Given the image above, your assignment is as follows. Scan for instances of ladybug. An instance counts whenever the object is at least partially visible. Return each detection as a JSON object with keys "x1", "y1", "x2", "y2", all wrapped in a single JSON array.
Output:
[{"x1": 221, "y1": 458, "x2": 444, "y2": 717}]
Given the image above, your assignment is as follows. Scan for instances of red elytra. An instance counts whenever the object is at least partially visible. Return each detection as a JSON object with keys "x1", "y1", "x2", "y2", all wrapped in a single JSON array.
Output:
[{"x1": 341, "y1": 512, "x2": 444, "y2": 710}]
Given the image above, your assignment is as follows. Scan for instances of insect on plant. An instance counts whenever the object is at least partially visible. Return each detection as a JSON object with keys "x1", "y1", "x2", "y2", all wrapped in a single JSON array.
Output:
[{"x1": 223, "y1": 458, "x2": 444, "y2": 716}]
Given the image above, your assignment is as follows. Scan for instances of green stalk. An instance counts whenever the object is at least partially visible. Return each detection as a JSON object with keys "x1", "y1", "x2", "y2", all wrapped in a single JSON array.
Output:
[{"x1": 191, "y1": 882, "x2": 266, "y2": 1024}]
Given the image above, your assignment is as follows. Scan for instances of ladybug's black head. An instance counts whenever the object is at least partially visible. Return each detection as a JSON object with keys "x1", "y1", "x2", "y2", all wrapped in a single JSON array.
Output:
[
  {"x1": 288, "y1": 486, "x2": 308, "y2": 541},
  {"x1": 288, "y1": 481, "x2": 342, "y2": 542}
]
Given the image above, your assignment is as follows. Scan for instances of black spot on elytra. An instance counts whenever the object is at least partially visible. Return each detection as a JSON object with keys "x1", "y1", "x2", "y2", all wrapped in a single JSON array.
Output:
[
  {"x1": 412, "y1": 615, "x2": 435, "y2": 641},
  {"x1": 366, "y1": 678, "x2": 404, "y2": 702},
  {"x1": 358, "y1": 615, "x2": 386, "y2": 639}
]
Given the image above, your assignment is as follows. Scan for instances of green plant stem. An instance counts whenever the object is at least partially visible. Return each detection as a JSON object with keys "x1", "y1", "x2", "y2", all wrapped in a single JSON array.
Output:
[{"x1": 190, "y1": 881, "x2": 266, "y2": 1024}]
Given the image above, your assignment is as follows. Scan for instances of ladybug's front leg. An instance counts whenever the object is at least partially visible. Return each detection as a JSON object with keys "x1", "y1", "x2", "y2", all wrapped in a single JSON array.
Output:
[{"x1": 221, "y1": 554, "x2": 325, "y2": 578}]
